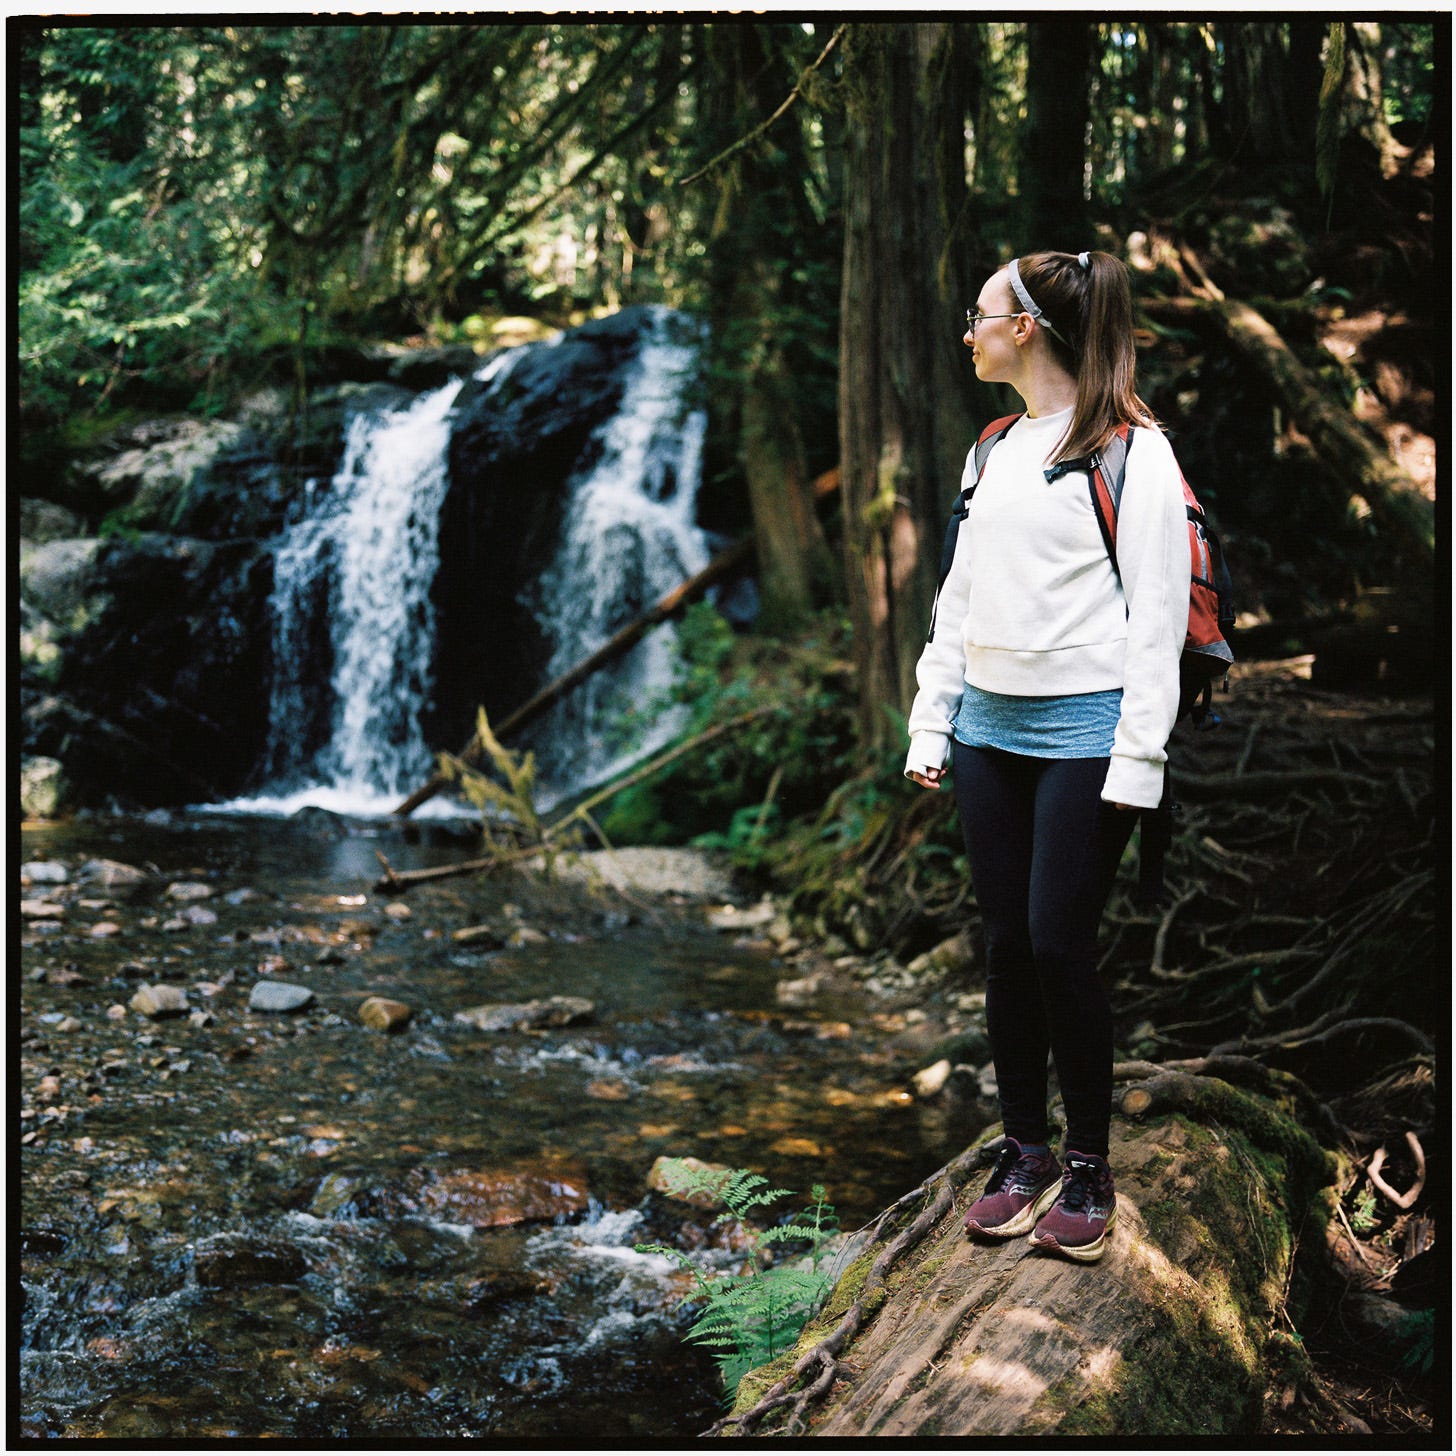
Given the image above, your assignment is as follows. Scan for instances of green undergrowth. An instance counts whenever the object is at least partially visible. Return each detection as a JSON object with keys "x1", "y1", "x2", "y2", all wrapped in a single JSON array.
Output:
[
  {"x1": 594, "y1": 604, "x2": 966, "y2": 956},
  {"x1": 635, "y1": 1159, "x2": 841, "y2": 1399}
]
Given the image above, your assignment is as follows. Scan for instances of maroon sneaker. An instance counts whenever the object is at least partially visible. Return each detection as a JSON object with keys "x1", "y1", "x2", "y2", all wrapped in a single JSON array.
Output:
[
  {"x1": 963, "y1": 1138, "x2": 1062, "y2": 1238},
  {"x1": 1028, "y1": 1152, "x2": 1118, "y2": 1262}
]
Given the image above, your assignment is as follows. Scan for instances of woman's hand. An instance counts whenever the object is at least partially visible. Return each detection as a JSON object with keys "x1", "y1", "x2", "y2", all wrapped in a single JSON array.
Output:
[{"x1": 909, "y1": 767, "x2": 947, "y2": 790}]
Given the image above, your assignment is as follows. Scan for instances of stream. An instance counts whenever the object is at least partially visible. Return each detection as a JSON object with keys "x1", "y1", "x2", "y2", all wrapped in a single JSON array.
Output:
[{"x1": 19, "y1": 812, "x2": 976, "y2": 1441}]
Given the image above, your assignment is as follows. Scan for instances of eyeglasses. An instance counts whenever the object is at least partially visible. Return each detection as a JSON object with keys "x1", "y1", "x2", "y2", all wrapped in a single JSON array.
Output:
[{"x1": 964, "y1": 309, "x2": 1023, "y2": 336}]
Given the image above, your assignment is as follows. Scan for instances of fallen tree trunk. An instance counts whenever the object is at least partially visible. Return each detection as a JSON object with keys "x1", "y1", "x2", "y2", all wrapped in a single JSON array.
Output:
[
  {"x1": 393, "y1": 468, "x2": 840, "y2": 817},
  {"x1": 1140, "y1": 294, "x2": 1433, "y2": 575},
  {"x1": 722, "y1": 1071, "x2": 1334, "y2": 1438}
]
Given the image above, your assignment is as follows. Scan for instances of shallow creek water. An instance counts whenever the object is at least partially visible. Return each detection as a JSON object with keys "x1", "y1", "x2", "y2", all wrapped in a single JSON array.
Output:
[{"x1": 19, "y1": 814, "x2": 973, "y2": 1441}]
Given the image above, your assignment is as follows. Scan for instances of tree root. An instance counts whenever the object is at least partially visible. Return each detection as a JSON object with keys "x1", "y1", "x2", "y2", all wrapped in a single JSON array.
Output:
[
  {"x1": 1366, "y1": 1131, "x2": 1426, "y2": 1210},
  {"x1": 705, "y1": 1143, "x2": 994, "y2": 1438}
]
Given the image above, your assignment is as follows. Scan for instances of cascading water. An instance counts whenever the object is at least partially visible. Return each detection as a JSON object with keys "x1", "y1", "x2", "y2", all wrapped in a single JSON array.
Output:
[
  {"x1": 225, "y1": 308, "x2": 712, "y2": 818},
  {"x1": 229, "y1": 368, "x2": 488, "y2": 815},
  {"x1": 524, "y1": 309, "x2": 710, "y2": 803}
]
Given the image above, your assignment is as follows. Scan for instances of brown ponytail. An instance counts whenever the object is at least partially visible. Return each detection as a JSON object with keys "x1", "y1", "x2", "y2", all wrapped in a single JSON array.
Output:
[{"x1": 1011, "y1": 250, "x2": 1159, "y2": 461}]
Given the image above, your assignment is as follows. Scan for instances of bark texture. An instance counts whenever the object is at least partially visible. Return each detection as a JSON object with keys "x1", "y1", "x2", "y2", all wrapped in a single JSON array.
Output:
[
  {"x1": 725, "y1": 1075, "x2": 1332, "y2": 1438},
  {"x1": 838, "y1": 22, "x2": 980, "y2": 754}
]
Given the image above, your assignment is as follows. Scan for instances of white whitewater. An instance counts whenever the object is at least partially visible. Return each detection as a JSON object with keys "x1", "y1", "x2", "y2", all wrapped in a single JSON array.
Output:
[{"x1": 526, "y1": 308, "x2": 709, "y2": 803}]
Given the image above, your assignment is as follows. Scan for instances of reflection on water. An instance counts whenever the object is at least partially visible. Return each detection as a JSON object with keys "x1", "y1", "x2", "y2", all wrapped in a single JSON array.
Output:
[{"x1": 19, "y1": 814, "x2": 969, "y2": 1441}]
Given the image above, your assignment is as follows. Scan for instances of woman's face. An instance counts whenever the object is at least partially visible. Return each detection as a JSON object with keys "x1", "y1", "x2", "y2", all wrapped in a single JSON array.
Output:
[{"x1": 965, "y1": 272, "x2": 1022, "y2": 383}]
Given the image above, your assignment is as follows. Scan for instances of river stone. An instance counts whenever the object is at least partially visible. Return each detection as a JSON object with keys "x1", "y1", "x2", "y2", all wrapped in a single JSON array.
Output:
[
  {"x1": 249, "y1": 981, "x2": 315, "y2": 1013},
  {"x1": 193, "y1": 1233, "x2": 307, "y2": 1288},
  {"x1": 131, "y1": 984, "x2": 189, "y2": 1018},
  {"x1": 22, "y1": 860, "x2": 69, "y2": 884},
  {"x1": 706, "y1": 899, "x2": 777, "y2": 932},
  {"x1": 413, "y1": 1166, "x2": 590, "y2": 1229},
  {"x1": 90, "y1": 921, "x2": 124, "y2": 938},
  {"x1": 383, "y1": 902, "x2": 411, "y2": 920},
  {"x1": 180, "y1": 905, "x2": 219, "y2": 927},
  {"x1": 647, "y1": 1155, "x2": 734, "y2": 1208},
  {"x1": 21, "y1": 899, "x2": 65, "y2": 919},
  {"x1": 358, "y1": 997, "x2": 412, "y2": 1033},
  {"x1": 454, "y1": 996, "x2": 593, "y2": 1033},
  {"x1": 18, "y1": 538, "x2": 103, "y2": 628},
  {"x1": 80, "y1": 858, "x2": 151, "y2": 898},
  {"x1": 911, "y1": 1059, "x2": 953, "y2": 1099},
  {"x1": 165, "y1": 881, "x2": 213, "y2": 902},
  {"x1": 20, "y1": 757, "x2": 69, "y2": 820}
]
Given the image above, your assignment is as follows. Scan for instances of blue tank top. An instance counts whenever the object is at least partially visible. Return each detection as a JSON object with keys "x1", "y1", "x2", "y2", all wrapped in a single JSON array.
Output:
[{"x1": 953, "y1": 682, "x2": 1123, "y2": 759}]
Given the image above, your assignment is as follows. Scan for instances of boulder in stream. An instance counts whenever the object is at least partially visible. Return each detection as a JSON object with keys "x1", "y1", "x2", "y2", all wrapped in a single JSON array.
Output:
[
  {"x1": 193, "y1": 1234, "x2": 308, "y2": 1288},
  {"x1": 412, "y1": 1165, "x2": 591, "y2": 1229},
  {"x1": 454, "y1": 996, "x2": 593, "y2": 1032}
]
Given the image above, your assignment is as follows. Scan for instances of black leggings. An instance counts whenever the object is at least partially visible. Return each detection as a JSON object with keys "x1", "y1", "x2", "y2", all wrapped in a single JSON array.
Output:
[{"x1": 952, "y1": 740, "x2": 1137, "y2": 1158}]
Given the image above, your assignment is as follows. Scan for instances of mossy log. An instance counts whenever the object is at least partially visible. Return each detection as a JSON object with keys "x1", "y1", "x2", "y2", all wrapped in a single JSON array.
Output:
[
  {"x1": 1140, "y1": 294, "x2": 1434, "y2": 576},
  {"x1": 722, "y1": 1072, "x2": 1335, "y2": 1439}
]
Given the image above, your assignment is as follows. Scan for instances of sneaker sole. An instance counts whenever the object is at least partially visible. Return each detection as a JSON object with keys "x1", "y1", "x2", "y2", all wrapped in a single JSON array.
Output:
[
  {"x1": 1028, "y1": 1201, "x2": 1118, "y2": 1262},
  {"x1": 964, "y1": 1179, "x2": 1062, "y2": 1239}
]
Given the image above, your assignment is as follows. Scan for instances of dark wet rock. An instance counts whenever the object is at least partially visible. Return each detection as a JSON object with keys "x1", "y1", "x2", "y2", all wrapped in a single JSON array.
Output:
[
  {"x1": 19, "y1": 497, "x2": 86, "y2": 544},
  {"x1": 131, "y1": 984, "x2": 189, "y2": 1018},
  {"x1": 460, "y1": 1269, "x2": 554, "y2": 1313},
  {"x1": 19, "y1": 1227, "x2": 68, "y2": 1258},
  {"x1": 309, "y1": 1170, "x2": 394, "y2": 1220},
  {"x1": 411, "y1": 1165, "x2": 590, "y2": 1229},
  {"x1": 249, "y1": 981, "x2": 315, "y2": 1013},
  {"x1": 21, "y1": 860, "x2": 69, "y2": 884},
  {"x1": 20, "y1": 757, "x2": 69, "y2": 820},
  {"x1": 315, "y1": 946, "x2": 347, "y2": 965},
  {"x1": 79, "y1": 859, "x2": 151, "y2": 898},
  {"x1": 454, "y1": 995, "x2": 594, "y2": 1032},
  {"x1": 193, "y1": 1234, "x2": 308, "y2": 1287},
  {"x1": 358, "y1": 997, "x2": 412, "y2": 1034}
]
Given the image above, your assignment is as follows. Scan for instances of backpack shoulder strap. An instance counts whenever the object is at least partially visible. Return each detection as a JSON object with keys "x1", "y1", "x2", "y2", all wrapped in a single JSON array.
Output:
[
  {"x1": 927, "y1": 413, "x2": 1023, "y2": 642},
  {"x1": 1088, "y1": 423, "x2": 1134, "y2": 579}
]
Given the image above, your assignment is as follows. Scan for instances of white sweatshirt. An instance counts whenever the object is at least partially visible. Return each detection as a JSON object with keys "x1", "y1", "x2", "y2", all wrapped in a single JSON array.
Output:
[{"x1": 905, "y1": 407, "x2": 1188, "y2": 809}]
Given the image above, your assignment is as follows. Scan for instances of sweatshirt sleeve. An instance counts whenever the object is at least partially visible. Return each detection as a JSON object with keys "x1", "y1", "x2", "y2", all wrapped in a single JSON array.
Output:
[
  {"x1": 904, "y1": 448, "x2": 977, "y2": 779},
  {"x1": 1102, "y1": 427, "x2": 1188, "y2": 808}
]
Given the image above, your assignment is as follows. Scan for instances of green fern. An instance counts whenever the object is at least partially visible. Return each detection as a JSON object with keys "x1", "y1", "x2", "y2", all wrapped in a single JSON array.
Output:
[{"x1": 636, "y1": 1161, "x2": 840, "y2": 1396}]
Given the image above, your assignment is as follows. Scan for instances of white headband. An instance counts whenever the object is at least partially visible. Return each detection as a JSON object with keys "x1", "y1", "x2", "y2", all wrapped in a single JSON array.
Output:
[{"x1": 1007, "y1": 258, "x2": 1072, "y2": 349}]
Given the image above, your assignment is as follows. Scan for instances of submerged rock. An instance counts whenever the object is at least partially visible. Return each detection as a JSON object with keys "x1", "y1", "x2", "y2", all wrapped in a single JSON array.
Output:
[
  {"x1": 413, "y1": 1165, "x2": 590, "y2": 1229},
  {"x1": 358, "y1": 997, "x2": 412, "y2": 1034},
  {"x1": 193, "y1": 1234, "x2": 308, "y2": 1288},
  {"x1": 248, "y1": 981, "x2": 315, "y2": 1013},
  {"x1": 454, "y1": 996, "x2": 593, "y2": 1032},
  {"x1": 130, "y1": 984, "x2": 189, "y2": 1018},
  {"x1": 79, "y1": 859, "x2": 151, "y2": 898}
]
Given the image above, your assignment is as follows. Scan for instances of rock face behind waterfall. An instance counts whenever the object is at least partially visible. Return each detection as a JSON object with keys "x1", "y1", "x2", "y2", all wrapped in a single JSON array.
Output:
[
  {"x1": 18, "y1": 312, "x2": 711, "y2": 811},
  {"x1": 431, "y1": 306, "x2": 694, "y2": 748}
]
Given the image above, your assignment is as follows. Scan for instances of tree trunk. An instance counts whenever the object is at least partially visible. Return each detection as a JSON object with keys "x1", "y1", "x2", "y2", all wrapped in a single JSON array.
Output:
[
  {"x1": 699, "y1": 23, "x2": 836, "y2": 631},
  {"x1": 719, "y1": 1072, "x2": 1334, "y2": 1437},
  {"x1": 1141, "y1": 294, "x2": 1434, "y2": 574},
  {"x1": 1022, "y1": 21, "x2": 1092, "y2": 246},
  {"x1": 838, "y1": 22, "x2": 981, "y2": 756}
]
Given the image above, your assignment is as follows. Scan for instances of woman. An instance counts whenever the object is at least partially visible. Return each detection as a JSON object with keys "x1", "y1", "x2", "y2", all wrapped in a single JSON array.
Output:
[{"x1": 905, "y1": 250, "x2": 1187, "y2": 1263}]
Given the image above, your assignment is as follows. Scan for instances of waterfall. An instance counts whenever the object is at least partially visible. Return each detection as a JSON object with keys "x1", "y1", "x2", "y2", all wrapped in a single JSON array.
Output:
[
  {"x1": 225, "y1": 371, "x2": 482, "y2": 816},
  {"x1": 524, "y1": 309, "x2": 710, "y2": 802},
  {"x1": 221, "y1": 309, "x2": 712, "y2": 819}
]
